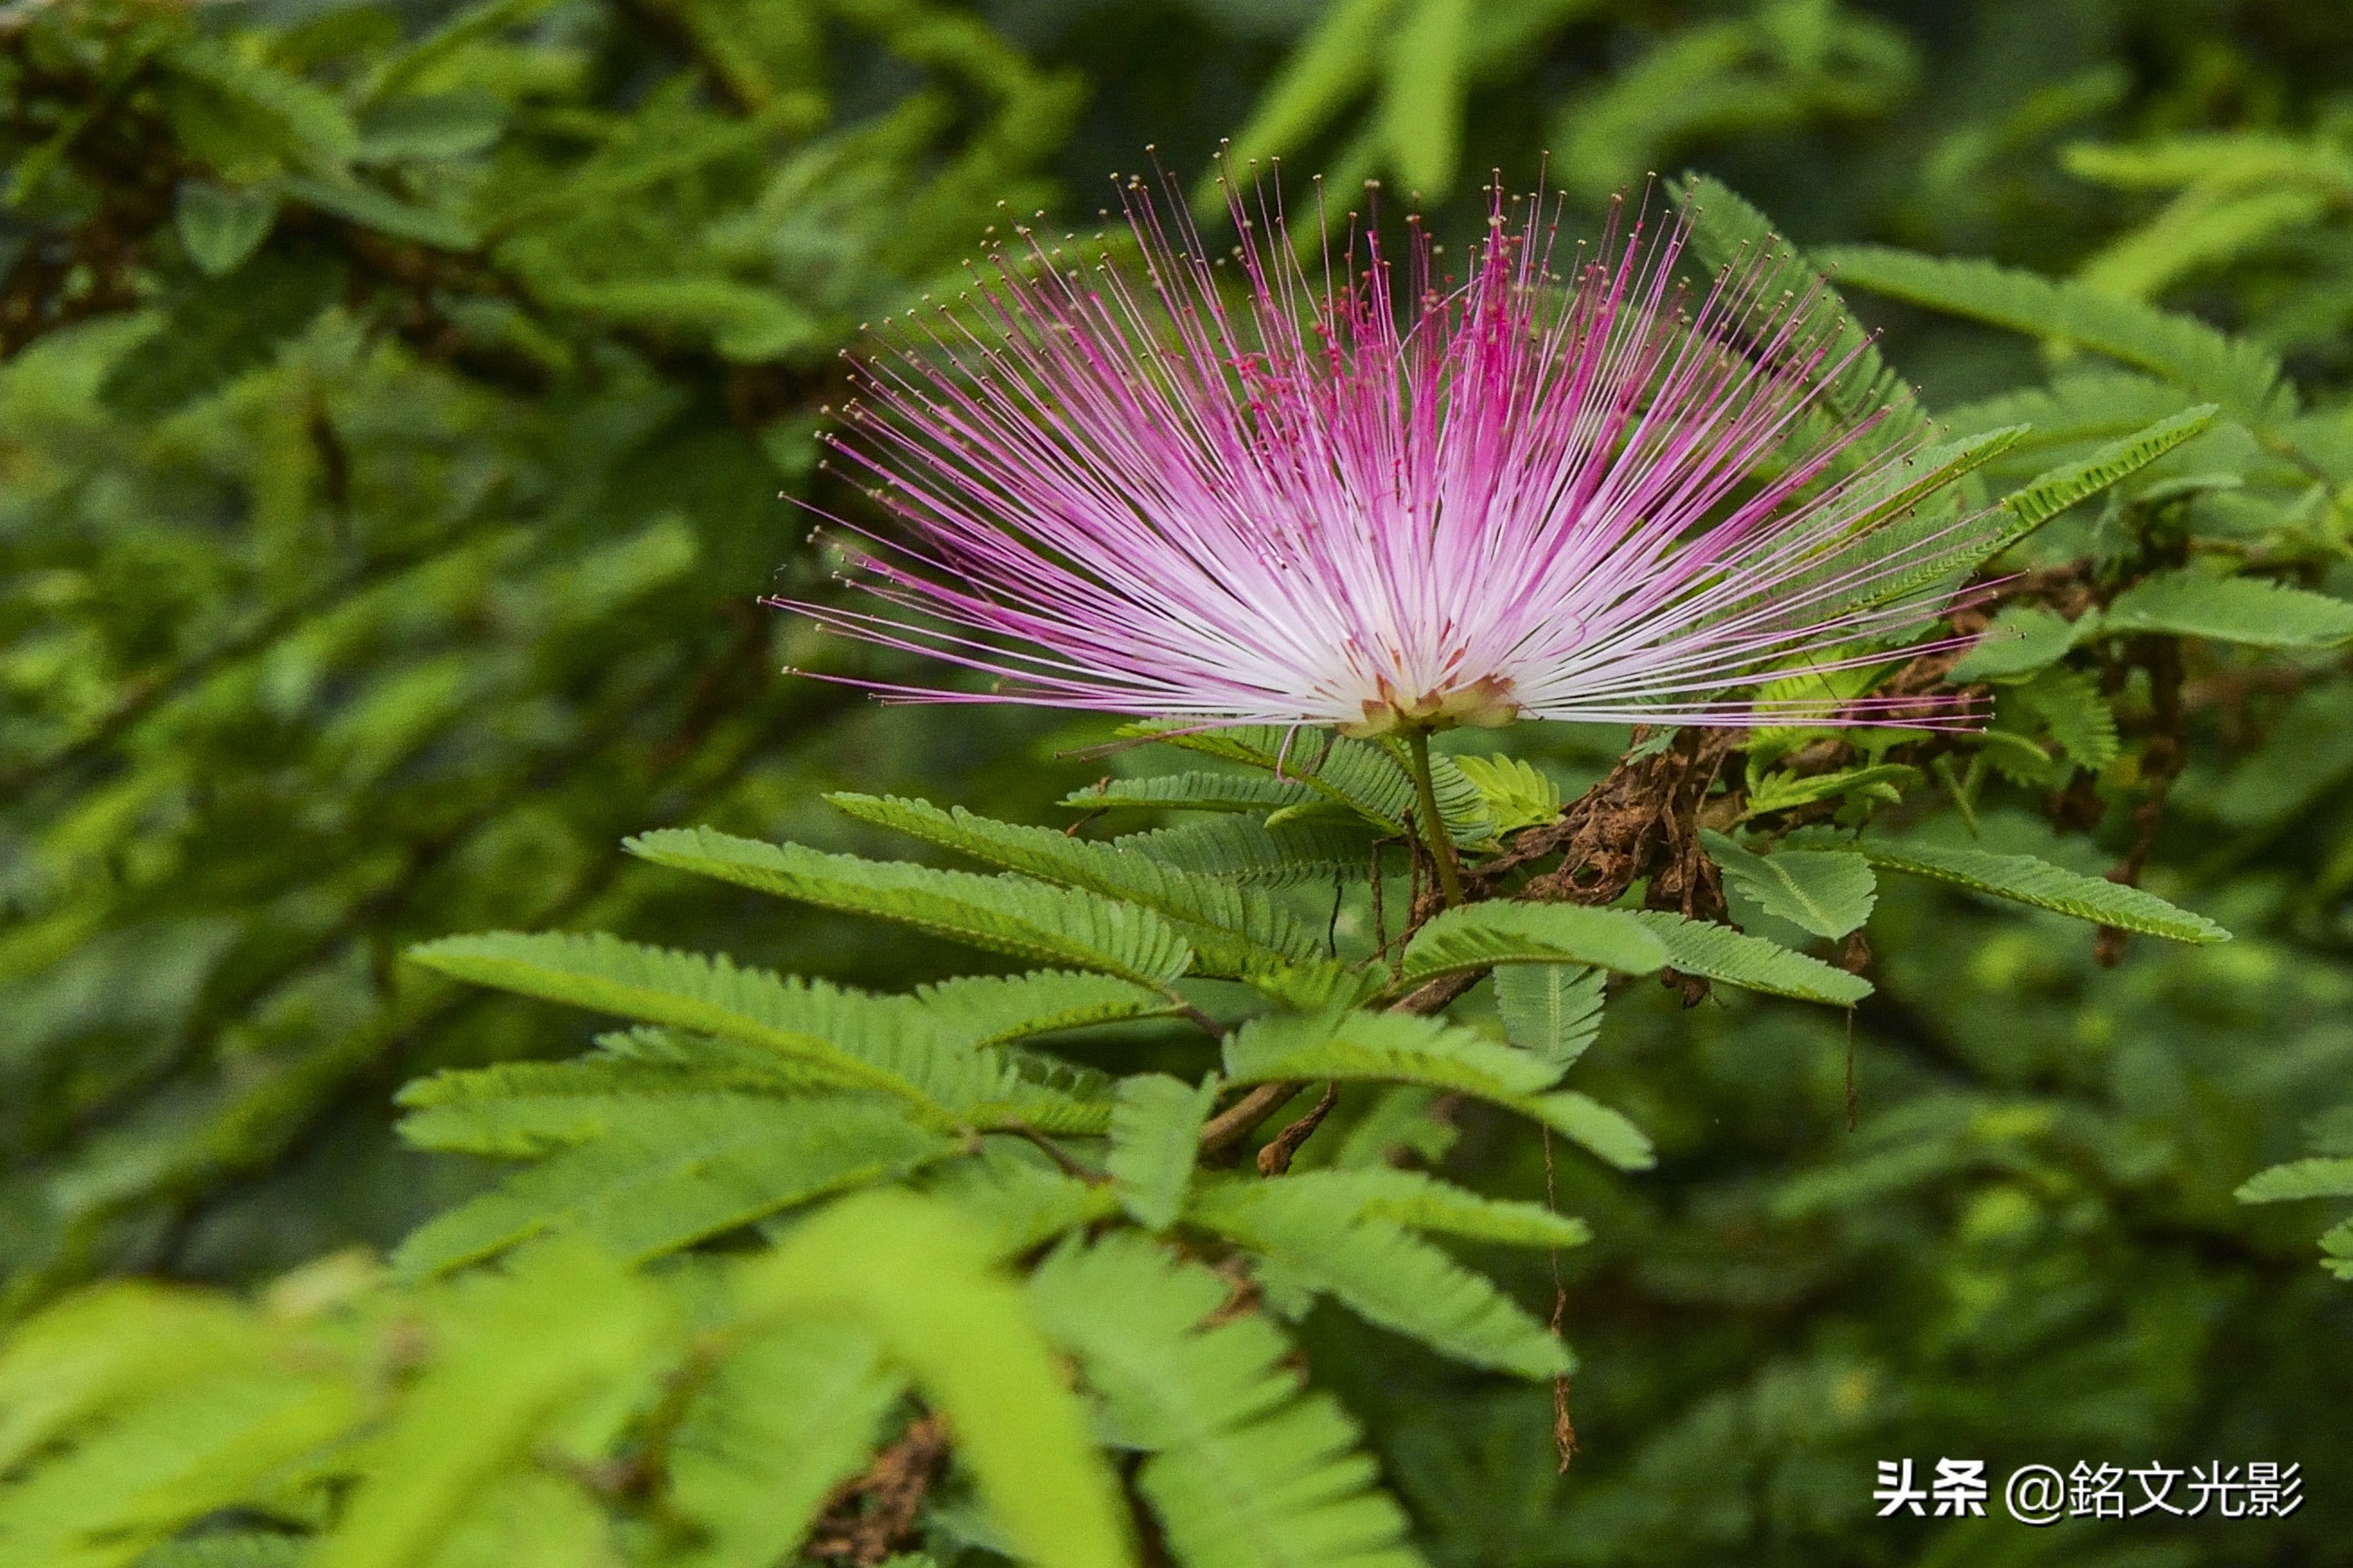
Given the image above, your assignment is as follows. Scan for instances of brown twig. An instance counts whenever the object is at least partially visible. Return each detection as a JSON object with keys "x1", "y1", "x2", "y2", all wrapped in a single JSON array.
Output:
[
  {"x1": 806, "y1": 1413, "x2": 952, "y2": 1565},
  {"x1": 1255, "y1": 1083, "x2": 1341, "y2": 1176}
]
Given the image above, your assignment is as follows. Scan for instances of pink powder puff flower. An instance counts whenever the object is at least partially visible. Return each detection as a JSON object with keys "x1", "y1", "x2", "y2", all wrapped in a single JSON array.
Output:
[{"x1": 770, "y1": 173, "x2": 1986, "y2": 741}]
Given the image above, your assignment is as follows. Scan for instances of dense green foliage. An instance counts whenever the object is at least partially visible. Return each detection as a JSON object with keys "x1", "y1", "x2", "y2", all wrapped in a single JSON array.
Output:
[{"x1": 5, "y1": 1, "x2": 2353, "y2": 1564}]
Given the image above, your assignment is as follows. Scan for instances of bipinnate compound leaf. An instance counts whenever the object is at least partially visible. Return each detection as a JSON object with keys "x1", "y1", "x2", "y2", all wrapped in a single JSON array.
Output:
[
  {"x1": 667, "y1": 1317, "x2": 904, "y2": 1568},
  {"x1": 1856, "y1": 838, "x2": 2228, "y2": 942},
  {"x1": 741, "y1": 1191, "x2": 1136, "y2": 1568},
  {"x1": 392, "y1": 1094, "x2": 954, "y2": 1275},
  {"x1": 1633, "y1": 912, "x2": 1874, "y2": 1005},
  {"x1": 1187, "y1": 1178, "x2": 1571, "y2": 1380},
  {"x1": 1027, "y1": 1233, "x2": 1425, "y2": 1568},
  {"x1": 2235, "y1": 1157, "x2": 2353, "y2": 1203},
  {"x1": 1701, "y1": 830, "x2": 1878, "y2": 941},
  {"x1": 1818, "y1": 244, "x2": 2288, "y2": 422},
  {"x1": 315, "y1": 1243, "x2": 669, "y2": 1568},
  {"x1": 1493, "y1": 963, "x2": 1607, "y2": 1070},
  {"x1": 2103, "y1": 571, "x2": 2353, "y2": 649},
  {"x1": 405, "y1": 932, "x2": 1013, "y2": 1121},
  {"x1": 626, "y1": 828, "x2": 1194, "y2": 987},
  {"x1": 826, "y1": 793, "x2": 1321, "y2": 974},
  {"x1": 1107, "y1": 1074, "x2": 1219, "y2": 1232},
  {"x1": 1396, "y1": 902, "x2": 1667, "y2": 987},
  {"x1": 1223, "y1": 1012, "x2": 1653, "y2": 1169}
]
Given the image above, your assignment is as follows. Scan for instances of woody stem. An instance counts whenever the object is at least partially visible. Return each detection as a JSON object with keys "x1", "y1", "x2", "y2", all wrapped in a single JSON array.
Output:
[{"x1": 1404, "y1": 727, "x2": 1464, "y2": 908}]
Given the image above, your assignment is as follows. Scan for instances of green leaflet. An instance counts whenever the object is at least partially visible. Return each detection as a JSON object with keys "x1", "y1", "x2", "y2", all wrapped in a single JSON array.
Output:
[
  {"x1": 826, "y1": 793, "x2": 1321, "y2": 975},
  {"x1": 1026, "y1": 1233, "x2": 1425, "y2": 1568},
  {"x1": 1850, "y1": 406, "x2": 2218, "y2": 610},
  {"x1": 1276, "y1": 1167, "x2": 1592, "y2": 1250},
  {"x1": 625, "y1": 828, "x2": 1195, "y2": 988},
  {"x1": 1382, "y1": 0, "x2": 1470, "y2": 196},
  {"x1": 0, "y1": 1290, "x2": 360, "y2": 1568},
  {"x1": 911, "y1": 970, "x2": 1179, "y2": 1050},
  {"x1": 1700, "y1": 830, "x2": 1878, "y2": 941},
  {"x1": 1395, "y1": 902, "x2": 1668, "y2": 987},
  {"x1": 391, "y1": 1094, "x2": 955, "y2": 1276},
  {"x1": 1771, "y1": 427, "x2": 2029, "y2": 618},
  {"x1": 1212, "y1": 0, "x2": 1401, "y2": 194},
  {"x1": 1949, "y1": 605, "x2": 2085, "y2": 681},
  {"x1": 405, "y1": 931, "x2": 1012, "y2": 1121},
  {"x1": 1064, "y1": 771, "x2": 1319, "y2": 814},
  {"x1": 159, "y1": 38, "x2": 361, "y2": 166},
  {"x1": 97, "y1": 252, "x2": 346, "y2": 420},
  {"x1": 919, "y1": 1147, "x2": 1124, "y2": 1261},
  {"x1": 1492, "y1": 963, "x2": 1607, "y2": 1070},
  {"x1": 1632, "y1": 911, "x2": 1874, "y2": 1005},
  {"x1": 145, "y1": 1537, "x2": 307, "y2": 1568},
  {"x1": 1107, "y1": 1074, "x2": 1219, "y2": 1232},
  {"x1": 2104, "y1": 571, "x2": 2353, "y2": 649},
  {"x1": 1742, "y1": 763, "x2": 1917, "y2": 820},
  {"x1": 666, "y1": 1317, "x2": 903, "y2": 1568},
  {"x1": 2234, "y1": 1157, "x2": 2353, "y2": 1202},
  {"x1": 739, "y1": 1192, "x2": 1134, "y2": 1568},
  {"x1": 1132, "y1": 722, "x2": 1493, "y2": 846},
  {"x1": 2002, "y1": 668, "x2": 2118, "y2": 772},
  {"x1": 174, "y1": 181, "x2": 279, "y2": 277},
  {"x1": 1998, "y1": 403, "x2": 2221, "y2": 527},
  {"x1": 1856, "y1": 837, "x2": 2229, "y2": 942},
  {"x1": 1818, "y1": 244, "x2": 2290, "y2": 423},
  {"x1": 1223, "y1": 1012, "x2": 1654, "y2": 1169},
  {"x1": 315, "y1": 1244, "x2": 669, "y2": 1568},
  {"x1": 1187, "y1": 1177, "x2": 1571, "y2": 1380},
  {"x1": 1114, "y1": 817, "x2": 1381, "y2": 890},
  {"x1": 1452, "y1": 755, "x2": 1561, "y2": 835}
]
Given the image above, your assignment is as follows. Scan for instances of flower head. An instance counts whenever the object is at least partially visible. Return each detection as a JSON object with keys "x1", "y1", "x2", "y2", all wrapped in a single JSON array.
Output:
[{"x1": 775, "y1": 173, "x2": 1983, "y2": 737}]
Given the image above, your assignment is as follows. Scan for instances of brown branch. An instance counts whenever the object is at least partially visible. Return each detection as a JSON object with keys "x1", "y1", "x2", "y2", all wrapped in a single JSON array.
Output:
[
  {"x1": 1255, "y1": 1083, "x2": 1340, "y2": 1176},
  {"x1": 1197, "y1": 1081, "x2": 1306, "y2": 1165},
  {"x1": 805, "y1": 1413, "x2": 952, "y2": 1566}
]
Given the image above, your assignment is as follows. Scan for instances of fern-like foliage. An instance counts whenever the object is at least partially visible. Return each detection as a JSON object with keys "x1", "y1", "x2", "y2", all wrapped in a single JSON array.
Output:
[
  {"x1": 825, "y1": 793, "x2": 1323, "y2": 975},
  {"x1": 406, "y1": 932, "x2": 1020, "y2": 1121},
  {"x1": 1114, "y1": 818, "x2": 1382, "y2": 890},
  {"x1": 1632, "y1": 911, "x2": 1874, "y2": 1005},
  {"x1": 1395, "y1": 902, "x2": 1668, "y2": 987},
  {"x1": 393, "y1": 1094, "x2": 956, "y2": 1275},
  {"x1": 625, "y1": 828, "x2": 1196, "y2": 986},
  {"x1": 1224, "y1": 1012, "x2": 1654, "y2": 1169},
  {"x1": 1027, "y1": 1234, "x2": 1425, "y2": 1568},
  {"x1": 1855, "y1": 837, "x2": 2229, "y2": 942},
  {"x1": 1819, "y1": 244, "x2": 2292, "y2": 423},
  {"x1": 1107, "y1": 1075, "x2": 1219, "y2": 1232},
  {"x1": 1187, "y1": 1175, "x2": 1572, "y2": 1379}
]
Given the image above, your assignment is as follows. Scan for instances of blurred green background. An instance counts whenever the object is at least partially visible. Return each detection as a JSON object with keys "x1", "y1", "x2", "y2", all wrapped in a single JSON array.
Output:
[{"x1": 5, "y1": 0, "x2": 2353, "y2": 1562}]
